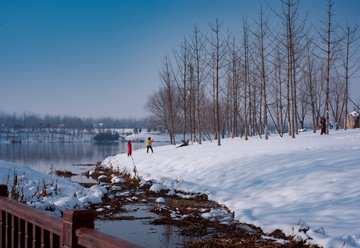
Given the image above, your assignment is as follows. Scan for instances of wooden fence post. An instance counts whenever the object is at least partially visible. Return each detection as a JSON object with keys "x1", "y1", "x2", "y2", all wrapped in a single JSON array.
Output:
[
  {"x1": 0, "y1": 185, "x2": 8, "y2": 248},
  {"x1": 0, "y1": 185, "x2": 8, "y2": 197},
  {"x1": 63, "y1": 209, "x2": 94, "y2": 248}
]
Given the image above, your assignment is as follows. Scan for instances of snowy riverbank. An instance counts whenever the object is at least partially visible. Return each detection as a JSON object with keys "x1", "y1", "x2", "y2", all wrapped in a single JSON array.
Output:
[
  {"x1": 0, "y1": 161, "x2": 107, "y2": 216},
  {"x1": 102, "y1": 129, "x2": 360, "y2": 248},
  {"x1": 0, "y1": 128, "x2": 169, "y2": 143}
]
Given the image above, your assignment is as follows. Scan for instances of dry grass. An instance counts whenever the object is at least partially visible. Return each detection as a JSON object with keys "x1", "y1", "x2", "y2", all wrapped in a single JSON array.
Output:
[
  {"x1": 72, "y1": 163, "x2": 97, "y2": 166},
  {"x1": 7, "y1": 170, "x2": 59, "y2": 204},
  {"x1": 54, "y1": 170, "x2": 77, "y2": 177},
  {"x1": 86, "y1": 165, "x2": 320, "y2": 248}
]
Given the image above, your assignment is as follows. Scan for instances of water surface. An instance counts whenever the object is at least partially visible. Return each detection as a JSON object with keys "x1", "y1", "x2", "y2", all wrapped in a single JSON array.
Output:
[
  {"x1": 0, "y1": 141, "x2": 167, "y2": 182},
  {"x1": 95, "y1": 203, "x2": 197, "y2": 248}
]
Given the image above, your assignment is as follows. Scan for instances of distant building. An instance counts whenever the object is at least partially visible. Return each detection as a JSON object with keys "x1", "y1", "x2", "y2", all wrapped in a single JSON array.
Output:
[{"x1": 92, "y1": 123, "x2": 104, "y2": 128}]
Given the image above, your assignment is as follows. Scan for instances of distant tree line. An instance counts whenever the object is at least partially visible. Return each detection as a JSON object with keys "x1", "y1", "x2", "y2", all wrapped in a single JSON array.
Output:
[
  {"x1": 145, "y1": 0, "x2": 360, "y2": 145},
  {"x1": 0, "y1": 111, "x2": 148, "y2": 129},
  {"x1": 93, "y1": 132, "x2": 120, "y2": 142}
]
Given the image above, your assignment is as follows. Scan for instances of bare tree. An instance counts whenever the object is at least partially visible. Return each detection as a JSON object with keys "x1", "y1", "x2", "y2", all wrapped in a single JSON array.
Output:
[
  {"x1": 297, "y1": 79, "x2": 309, "y2": 130},
  {"x1": 145, "y1": 56, "x2": 179, "y2": 145},
  {"x1": 340, "y1": 23, "x2": 360, "y2": 129},
  {"x1": 315, "y1": 0, "x2": 343, "y2": 134},
  {"x1": 285, "y1": 0, "x2": 300, "y2": 138},
  {"x1": 208, "y1": 19, "x2": 229, "y2": 146},
  {"x1": 241, "y1": 19, "x2": 251, "y2": 140},
  {"x1": 187, "y1": 63, "x2": 197, "y2": 142},
  {"x1": 304, "y1": 43, "x2": 318, "y2": 133},
  {"x1": 315, "y1": 67, "x2": 327, "y2": 126},
  {"x1": 188, "y1": 25, "x2": 207, "y2": 144},
  {"x1": 268, "y1": 0, "x2": 308, "y2": 138},
  {"x1": 273, "y1": 49, "x2": 286, "y2": 136},
  {"x1": 223, "y1": 78, "x2": 232, "y2": 138},
  {"x1": 174, "y1": 38, "x2": 190, "y2": 141},
  {"x1": 329, "y1": 73, "x2": 345, "y2": 129},
  {"x1": 252, "y1": 5, "x2": 271, "y2": 139},
  {"x1": 231, "y1": 37, "x2": 240, "y2": 138}
]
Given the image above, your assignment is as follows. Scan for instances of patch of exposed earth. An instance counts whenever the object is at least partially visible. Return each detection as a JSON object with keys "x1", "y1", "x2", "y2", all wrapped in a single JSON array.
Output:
[{"x1": 82, "y1": 163, "x2": 320, "y2": 248}]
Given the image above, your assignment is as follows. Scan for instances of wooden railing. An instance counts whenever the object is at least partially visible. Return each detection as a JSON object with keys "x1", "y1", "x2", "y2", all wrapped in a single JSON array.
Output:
[{"x1": 0, "y1": 185, "x2": 142, "y2": 248}]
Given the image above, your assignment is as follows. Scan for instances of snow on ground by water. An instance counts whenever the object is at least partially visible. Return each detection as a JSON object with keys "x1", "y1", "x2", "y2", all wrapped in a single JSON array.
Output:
[
  {"x1": 0, "y1": 128, "x2": 168, "y2": 143},
  {"x1": 0, "y1": 161, "x2": 107, "y2": 216},
  {"x1": 1, "y1": 129, "x2": 359, "y2": 247},
  {"x1": 102, "y1": 129, "x2": 360, "y2": 248},
  {"x1": 125, "y1": 130, "x2": 172, "y2": 142}
]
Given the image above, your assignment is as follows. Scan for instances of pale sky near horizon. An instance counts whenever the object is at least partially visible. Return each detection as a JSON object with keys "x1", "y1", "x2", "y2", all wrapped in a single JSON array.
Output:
[{"x1": 1, "y1": 0, "x2": 360, "y2": 119}]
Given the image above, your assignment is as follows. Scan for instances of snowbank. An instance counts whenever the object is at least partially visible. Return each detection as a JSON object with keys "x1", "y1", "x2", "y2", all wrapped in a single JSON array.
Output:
[
  {"x1": 125, "y1": 130, "x2": 172, "y2": 142},
  {"x1": 102, "y1": 129, "x2": 360, "y2": 248},
  {"x1": 0, "y1": 161, "x2": 107, "y2": 216}
]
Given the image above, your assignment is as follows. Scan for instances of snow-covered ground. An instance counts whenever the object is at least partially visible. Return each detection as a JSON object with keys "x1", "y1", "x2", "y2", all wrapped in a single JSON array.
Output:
[
  {"x1": 102, "y1": 129, "x2": 360, "y2": 248},
  {"x1": 1, "y1": 129, "x2": 359, "y2": 247},
  {"x1": 0, "y1": 161, "x2": 107, "y2": 216},
  {"x1": 125, "y1": 129, "x2": 172, "y2": 142}
]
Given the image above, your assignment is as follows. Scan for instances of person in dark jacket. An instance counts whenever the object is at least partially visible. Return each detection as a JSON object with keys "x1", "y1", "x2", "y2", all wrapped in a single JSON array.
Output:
[
  {"x1": 177, "y1": 139, "x2": 190, "y2": 148},
  {"x1": 320, "y1": 117, "x2": 326, "y2": 135},
  {"x1": 127, "y1": 141, "x2": 132, "y2": 156}
]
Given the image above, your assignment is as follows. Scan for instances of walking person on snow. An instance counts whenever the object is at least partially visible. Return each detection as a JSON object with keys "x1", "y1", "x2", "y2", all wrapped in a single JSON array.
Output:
[
  {"x1": 127, "y1": 141, "x2": 132, "y2": 156},
  {"x1": 320, "y1": 117, "x2": 326, "y2": 135},
  {"x1": 146, "y1": 137, "x2": 154, "y2": 153}
]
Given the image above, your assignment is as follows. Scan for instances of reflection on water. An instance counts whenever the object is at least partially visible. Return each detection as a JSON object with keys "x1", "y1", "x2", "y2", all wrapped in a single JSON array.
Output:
[
  {"x1": 96, "y1": 220, "x2": 187, "y2": 248},
  {"x1": 0, "y1": 142, "x2": 166, "y2": 179},
  {"x1": 96, "y1": 204, "x2": 197, "y2": 248}
]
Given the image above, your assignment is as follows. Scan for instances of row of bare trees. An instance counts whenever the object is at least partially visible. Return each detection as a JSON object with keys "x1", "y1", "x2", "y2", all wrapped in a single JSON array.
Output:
[
  {"x1": 145, "y1": 0, "x2": 360, "y2": 145},
  {"x1": 0, "y1": 111, "x2": 147, "y2": 129}
]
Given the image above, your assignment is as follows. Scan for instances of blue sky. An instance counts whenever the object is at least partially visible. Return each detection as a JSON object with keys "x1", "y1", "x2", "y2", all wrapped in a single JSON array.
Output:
[{"x1": 0, "y1": 0, "x2": 359, "y2": 118}]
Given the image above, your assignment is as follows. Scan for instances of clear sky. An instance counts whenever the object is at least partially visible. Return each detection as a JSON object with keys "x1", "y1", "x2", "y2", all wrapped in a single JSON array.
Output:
[{"x1": 1, "y1": 0, "x2": 359, "y2": 118}]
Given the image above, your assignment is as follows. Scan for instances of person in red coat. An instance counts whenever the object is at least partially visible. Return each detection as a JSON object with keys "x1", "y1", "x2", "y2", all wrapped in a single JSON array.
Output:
[{"x1": 127, "y1": 141, "x2": 132, "y2": 156}]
